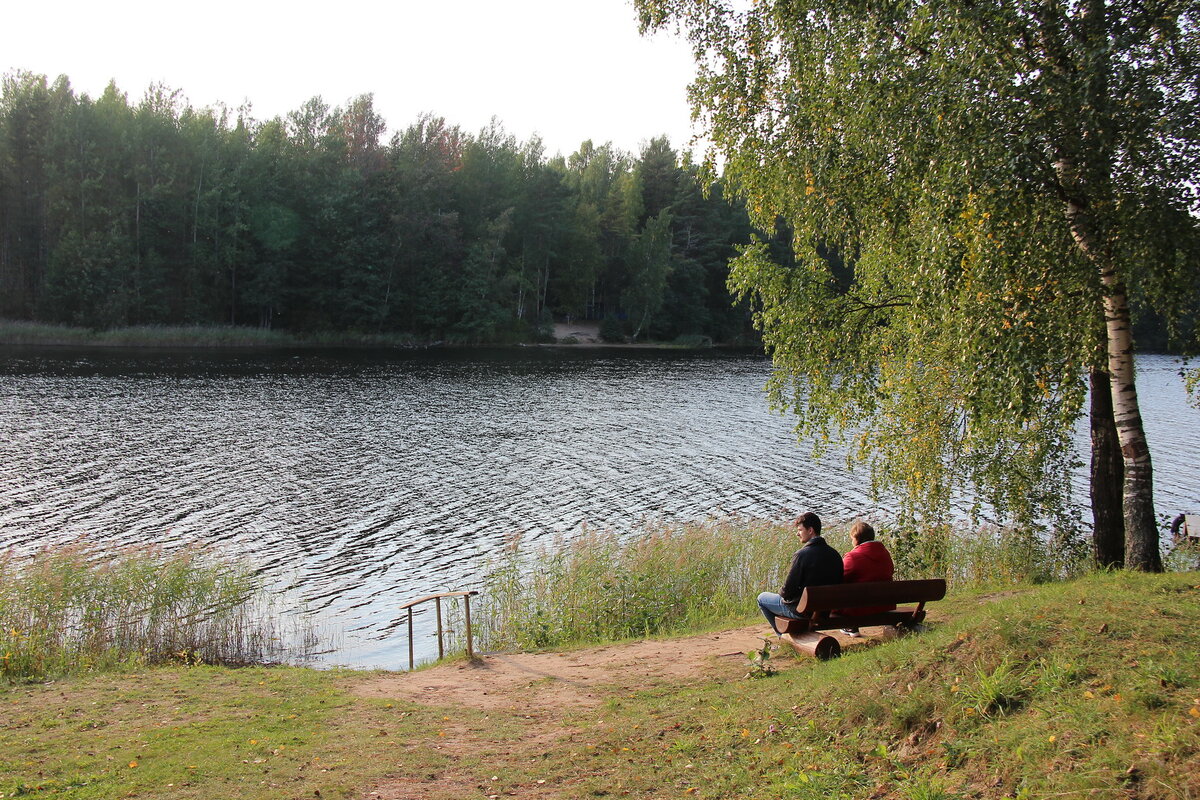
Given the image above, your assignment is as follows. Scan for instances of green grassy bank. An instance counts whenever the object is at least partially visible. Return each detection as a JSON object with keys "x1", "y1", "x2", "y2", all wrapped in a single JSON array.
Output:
[
  {"x1": 1, "y1": 571, "x2": 1197, "y2": 799},
  {"x1": 603, "y1": 570, "x2": 1200, "y2": 799}
]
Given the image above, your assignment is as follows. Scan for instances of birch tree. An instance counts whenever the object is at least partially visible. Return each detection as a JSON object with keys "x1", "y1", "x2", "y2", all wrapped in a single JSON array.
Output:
[{"x1": 637, "y1": 0, "x2": 1200, "y2": 569}]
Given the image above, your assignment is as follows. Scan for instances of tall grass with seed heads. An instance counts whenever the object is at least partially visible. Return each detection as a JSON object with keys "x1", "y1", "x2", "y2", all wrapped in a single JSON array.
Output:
[
  {"x1": 0, "y1": 543, "x2": 316, "y2": 681},
  {"x1": 474, "y1": 517, "x2": 1092, "y2": 652}
]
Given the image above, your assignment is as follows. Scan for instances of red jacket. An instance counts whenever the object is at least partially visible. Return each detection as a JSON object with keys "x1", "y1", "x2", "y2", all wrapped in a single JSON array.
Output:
[{"x1": 841, "y1": 541, "x2": 895, "y2": 615}]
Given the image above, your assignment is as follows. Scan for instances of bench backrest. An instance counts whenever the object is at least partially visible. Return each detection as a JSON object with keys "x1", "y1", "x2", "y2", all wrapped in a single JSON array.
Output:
[{"x1": 797, "y1": 578, "x2": 947, "y2": 614}]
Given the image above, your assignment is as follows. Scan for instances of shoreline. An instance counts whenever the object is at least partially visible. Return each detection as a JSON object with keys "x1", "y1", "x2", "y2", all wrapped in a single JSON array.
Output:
[{"x1": 0, "y1": 319, "x2": 750, "y2": 352}]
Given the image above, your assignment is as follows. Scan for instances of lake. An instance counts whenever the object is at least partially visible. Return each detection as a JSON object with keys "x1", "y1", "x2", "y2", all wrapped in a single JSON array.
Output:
[{"x1": 1, "y1": 346, "x2": 1196, "y2": 667}]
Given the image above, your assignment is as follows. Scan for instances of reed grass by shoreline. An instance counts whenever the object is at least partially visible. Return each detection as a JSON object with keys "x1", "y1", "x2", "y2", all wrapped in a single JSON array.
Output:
[
  {"x1": 0, "y1": 320, "x2": 423, "y2": 349},
  {"x1": 0, "y1": 544, "x2": 314, "y2": 682},
  {"x1": 5, "y1": 520, "x2": 1189, "y2": 680},
  {"x1": 0, "y1": 319, "x2": 730, "y2": 349},
  {"x1": 473, "y1": 518, "x2": 1092, "y2": 653}
]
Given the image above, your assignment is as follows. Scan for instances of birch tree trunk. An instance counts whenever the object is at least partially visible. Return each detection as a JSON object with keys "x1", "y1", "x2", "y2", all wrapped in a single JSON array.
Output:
[
  {"x1": 1061, "y1": 181, "x2": 1161, "y2": 571},
  {"x1": 1099, "y1": 267, "x2": 1161, "y2": 571},
  {"x1": 1089, "y1": 367, "x2": 1124, "y2": 567}
]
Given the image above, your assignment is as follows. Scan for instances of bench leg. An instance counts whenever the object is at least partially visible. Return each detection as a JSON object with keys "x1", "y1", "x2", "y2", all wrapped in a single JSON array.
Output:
[
  {"x1": 780, "y1": 632, "x2": 841, "y2": 660},
  {"x1": 893, "y1": 621, "x2": 930, "y2": 637}
]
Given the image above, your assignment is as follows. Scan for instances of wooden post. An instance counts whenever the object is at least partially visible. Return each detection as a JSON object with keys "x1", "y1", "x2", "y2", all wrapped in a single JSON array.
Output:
[
  {"x1": 435, "y1": 596, "x2": 444, "y2": 660},
  {"x1": 407, "y1": 607, "x2": 414, "y2": 671},
  {"x1": 464, "y1": 592, "x2": 474, "y2": 659},
  {"x1": 781, "y1": 632, "x2": 841, "y2": 660}
]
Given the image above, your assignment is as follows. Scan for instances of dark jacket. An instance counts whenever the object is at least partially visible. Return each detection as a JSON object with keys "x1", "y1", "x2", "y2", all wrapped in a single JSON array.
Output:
[
  {"x1": 779, "y1": 535, "x2": 843, "y2": 604},
  {"x1": 841, "y1": 540, "x2": 895, "y2": 615}
]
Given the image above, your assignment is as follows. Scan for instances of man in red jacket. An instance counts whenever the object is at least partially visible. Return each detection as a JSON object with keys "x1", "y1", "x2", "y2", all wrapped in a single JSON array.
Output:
[{"x1": 840, "y1": 521, "x2": 894, "y2": 637}]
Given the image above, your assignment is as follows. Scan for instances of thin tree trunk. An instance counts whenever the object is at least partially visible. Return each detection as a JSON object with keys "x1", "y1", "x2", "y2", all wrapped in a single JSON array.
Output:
[
  {"x1": 1059, "y1": 183, "x2": 1161, "y2": 571},
  {"x1": 1089, "y1": 366, "x2": 1124, "y2": 567},
  {"x1": 1100, "y1": 272, "x2": 1161, "y2": 571}
]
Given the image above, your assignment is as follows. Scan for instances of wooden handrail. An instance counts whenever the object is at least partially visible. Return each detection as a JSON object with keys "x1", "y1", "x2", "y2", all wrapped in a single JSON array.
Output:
[
  {"x1": 398, "y1": 590, "x2": 478, "y2": 611},
  {"x1": 399, "y1": 590, "x2": 479, "y2": 670}
]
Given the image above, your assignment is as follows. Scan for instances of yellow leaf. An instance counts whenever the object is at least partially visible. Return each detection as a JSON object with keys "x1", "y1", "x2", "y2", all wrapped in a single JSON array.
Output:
[
  {"x1": 1084, "y1": 691, "x2": 1095, "y2": 699},
  {"x1": 128, "y1": 761, "x2": 138, "y2": 768},
  {"x1": 741, "y1": 729, "x2": 750, "y2": 737},
  {"x1": 1048, "y1": 735, "x2": 1056, "y2": 743},
  {"x1": 1188, "y1": 707, "x2": 1200, "y2": 718}
]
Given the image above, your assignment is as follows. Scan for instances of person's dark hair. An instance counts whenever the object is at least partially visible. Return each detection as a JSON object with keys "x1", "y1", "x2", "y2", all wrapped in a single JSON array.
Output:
[
  {"x1": 849, "y1": 520, "x2": 875, "y2": 542},
  {"x1": 798, "y1": 511, "x2": 821, "y2": 535}
]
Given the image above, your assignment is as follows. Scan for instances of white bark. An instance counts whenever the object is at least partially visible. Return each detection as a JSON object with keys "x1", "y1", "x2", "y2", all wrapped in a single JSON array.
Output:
[{"x1": 1060, "y1": 181, "x2": 1161, "y2": 570}]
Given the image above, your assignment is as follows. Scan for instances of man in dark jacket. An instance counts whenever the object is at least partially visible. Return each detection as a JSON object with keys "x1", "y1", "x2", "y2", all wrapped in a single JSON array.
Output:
[{"x1": 757, "y1": 511, "x2": 843, "y2": 634}]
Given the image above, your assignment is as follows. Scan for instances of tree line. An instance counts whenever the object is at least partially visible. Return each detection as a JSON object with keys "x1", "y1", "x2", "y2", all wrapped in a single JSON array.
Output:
[{"x1": 0, "y1": 71, "x2": 766, "y2": 343}]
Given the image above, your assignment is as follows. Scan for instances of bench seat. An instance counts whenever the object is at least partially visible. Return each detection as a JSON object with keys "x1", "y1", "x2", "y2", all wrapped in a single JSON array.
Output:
[{"x1": 774, "y1": 578, "x2": 947, "y2": 659}]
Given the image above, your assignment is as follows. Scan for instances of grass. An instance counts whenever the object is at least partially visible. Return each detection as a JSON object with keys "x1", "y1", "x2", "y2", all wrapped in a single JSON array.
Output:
[
  {"x1": 473, "y1": 518, "x2": 1089, "y2": 653},
  {"x1": 0, "y1": 320, "x2": 422, "y2": 349},
  {"x1": 0, "y1": 665, "x2": 478, "y2": 800},
  {"x1": 544, "y1": 570, "x2": 1200, "y2": 799},
  {"x1": 0, "y1": 544, "x2": 314, "y2": 682},
  {"x1": 1, "y1": 571, "x2": 1196, "y2": 799}
]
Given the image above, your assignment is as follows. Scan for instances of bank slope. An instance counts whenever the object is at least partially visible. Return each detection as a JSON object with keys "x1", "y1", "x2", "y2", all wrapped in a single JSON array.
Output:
[
  {"x1": 2, "y1": 571, "x2": 1198, "y2": 800},
  {"x1": 561, "y1": 571, "x2": 1200, "y2": 799}
]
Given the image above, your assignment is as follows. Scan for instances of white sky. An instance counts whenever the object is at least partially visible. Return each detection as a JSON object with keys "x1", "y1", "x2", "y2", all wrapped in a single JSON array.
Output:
[{"x1": 3, "y1": 0, "x2": 700, "y2": 158}]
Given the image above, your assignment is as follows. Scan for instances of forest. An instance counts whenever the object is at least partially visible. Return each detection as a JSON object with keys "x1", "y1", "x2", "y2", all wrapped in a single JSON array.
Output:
[{"x1": 0, "y1": 71, "x2": 767, "y2": 344}]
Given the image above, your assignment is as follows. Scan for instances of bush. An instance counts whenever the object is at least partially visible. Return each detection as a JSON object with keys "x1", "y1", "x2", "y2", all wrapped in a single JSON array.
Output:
[{"x1": 600, "y1": 314, "x2": 625, "y2": 343}]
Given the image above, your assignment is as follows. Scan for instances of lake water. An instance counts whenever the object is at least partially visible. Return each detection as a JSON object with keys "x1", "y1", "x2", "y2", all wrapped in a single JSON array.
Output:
[{"x1": 1, "y1": 346, "x2": 1196, "y2": 668}]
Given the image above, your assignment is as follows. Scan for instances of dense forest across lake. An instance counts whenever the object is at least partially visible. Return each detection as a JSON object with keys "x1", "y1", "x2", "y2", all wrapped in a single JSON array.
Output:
[
  {"x1": 0, "y1": 72, "x2": 789, "y2": 345},
  {"x1": 2, "y1": 71, "x2": 1184, "y2": 349}
]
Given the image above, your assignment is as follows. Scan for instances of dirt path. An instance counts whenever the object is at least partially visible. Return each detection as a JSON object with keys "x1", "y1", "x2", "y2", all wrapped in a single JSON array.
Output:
[
  {"x1": 352, "y1": 624, "x2": 777, "y2": 715},
  {"x1": 346, "y1": 624, "x2": 890, "y2": 799}
]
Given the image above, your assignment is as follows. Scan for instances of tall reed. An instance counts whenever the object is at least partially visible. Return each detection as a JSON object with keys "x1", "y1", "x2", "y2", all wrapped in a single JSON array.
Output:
[
  {"x1": 0, "y1": 543, "x2": 310, "y2": 681},
  {"x1": 474, "y1": 518, "x2": 1090, "y2": 653},
  {"x1": 0, "y1": 319, "x2": 422, "y2": 348}
]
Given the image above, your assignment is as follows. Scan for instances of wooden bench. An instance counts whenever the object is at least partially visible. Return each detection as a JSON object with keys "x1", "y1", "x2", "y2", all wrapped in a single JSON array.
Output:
[{"x1": 775, "y1": 578, "x2": 947, "y2": 660}]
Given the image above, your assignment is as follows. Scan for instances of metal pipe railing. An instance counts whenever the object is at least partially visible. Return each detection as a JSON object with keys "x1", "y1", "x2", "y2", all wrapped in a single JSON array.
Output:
[{"x1": 396, "y1": 590, "x2": 479, "y2": 670}]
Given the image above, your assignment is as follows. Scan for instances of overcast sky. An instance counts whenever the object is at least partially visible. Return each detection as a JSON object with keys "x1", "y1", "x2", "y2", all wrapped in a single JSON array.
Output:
[{"x1": 3, "y1": 0, "x2": 700, "y2": 158}]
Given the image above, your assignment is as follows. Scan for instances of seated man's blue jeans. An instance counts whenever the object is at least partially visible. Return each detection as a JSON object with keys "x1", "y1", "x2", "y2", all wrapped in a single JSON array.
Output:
[{"x1": 757, "y1": 591, "x2": 803, "y2": 634}]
